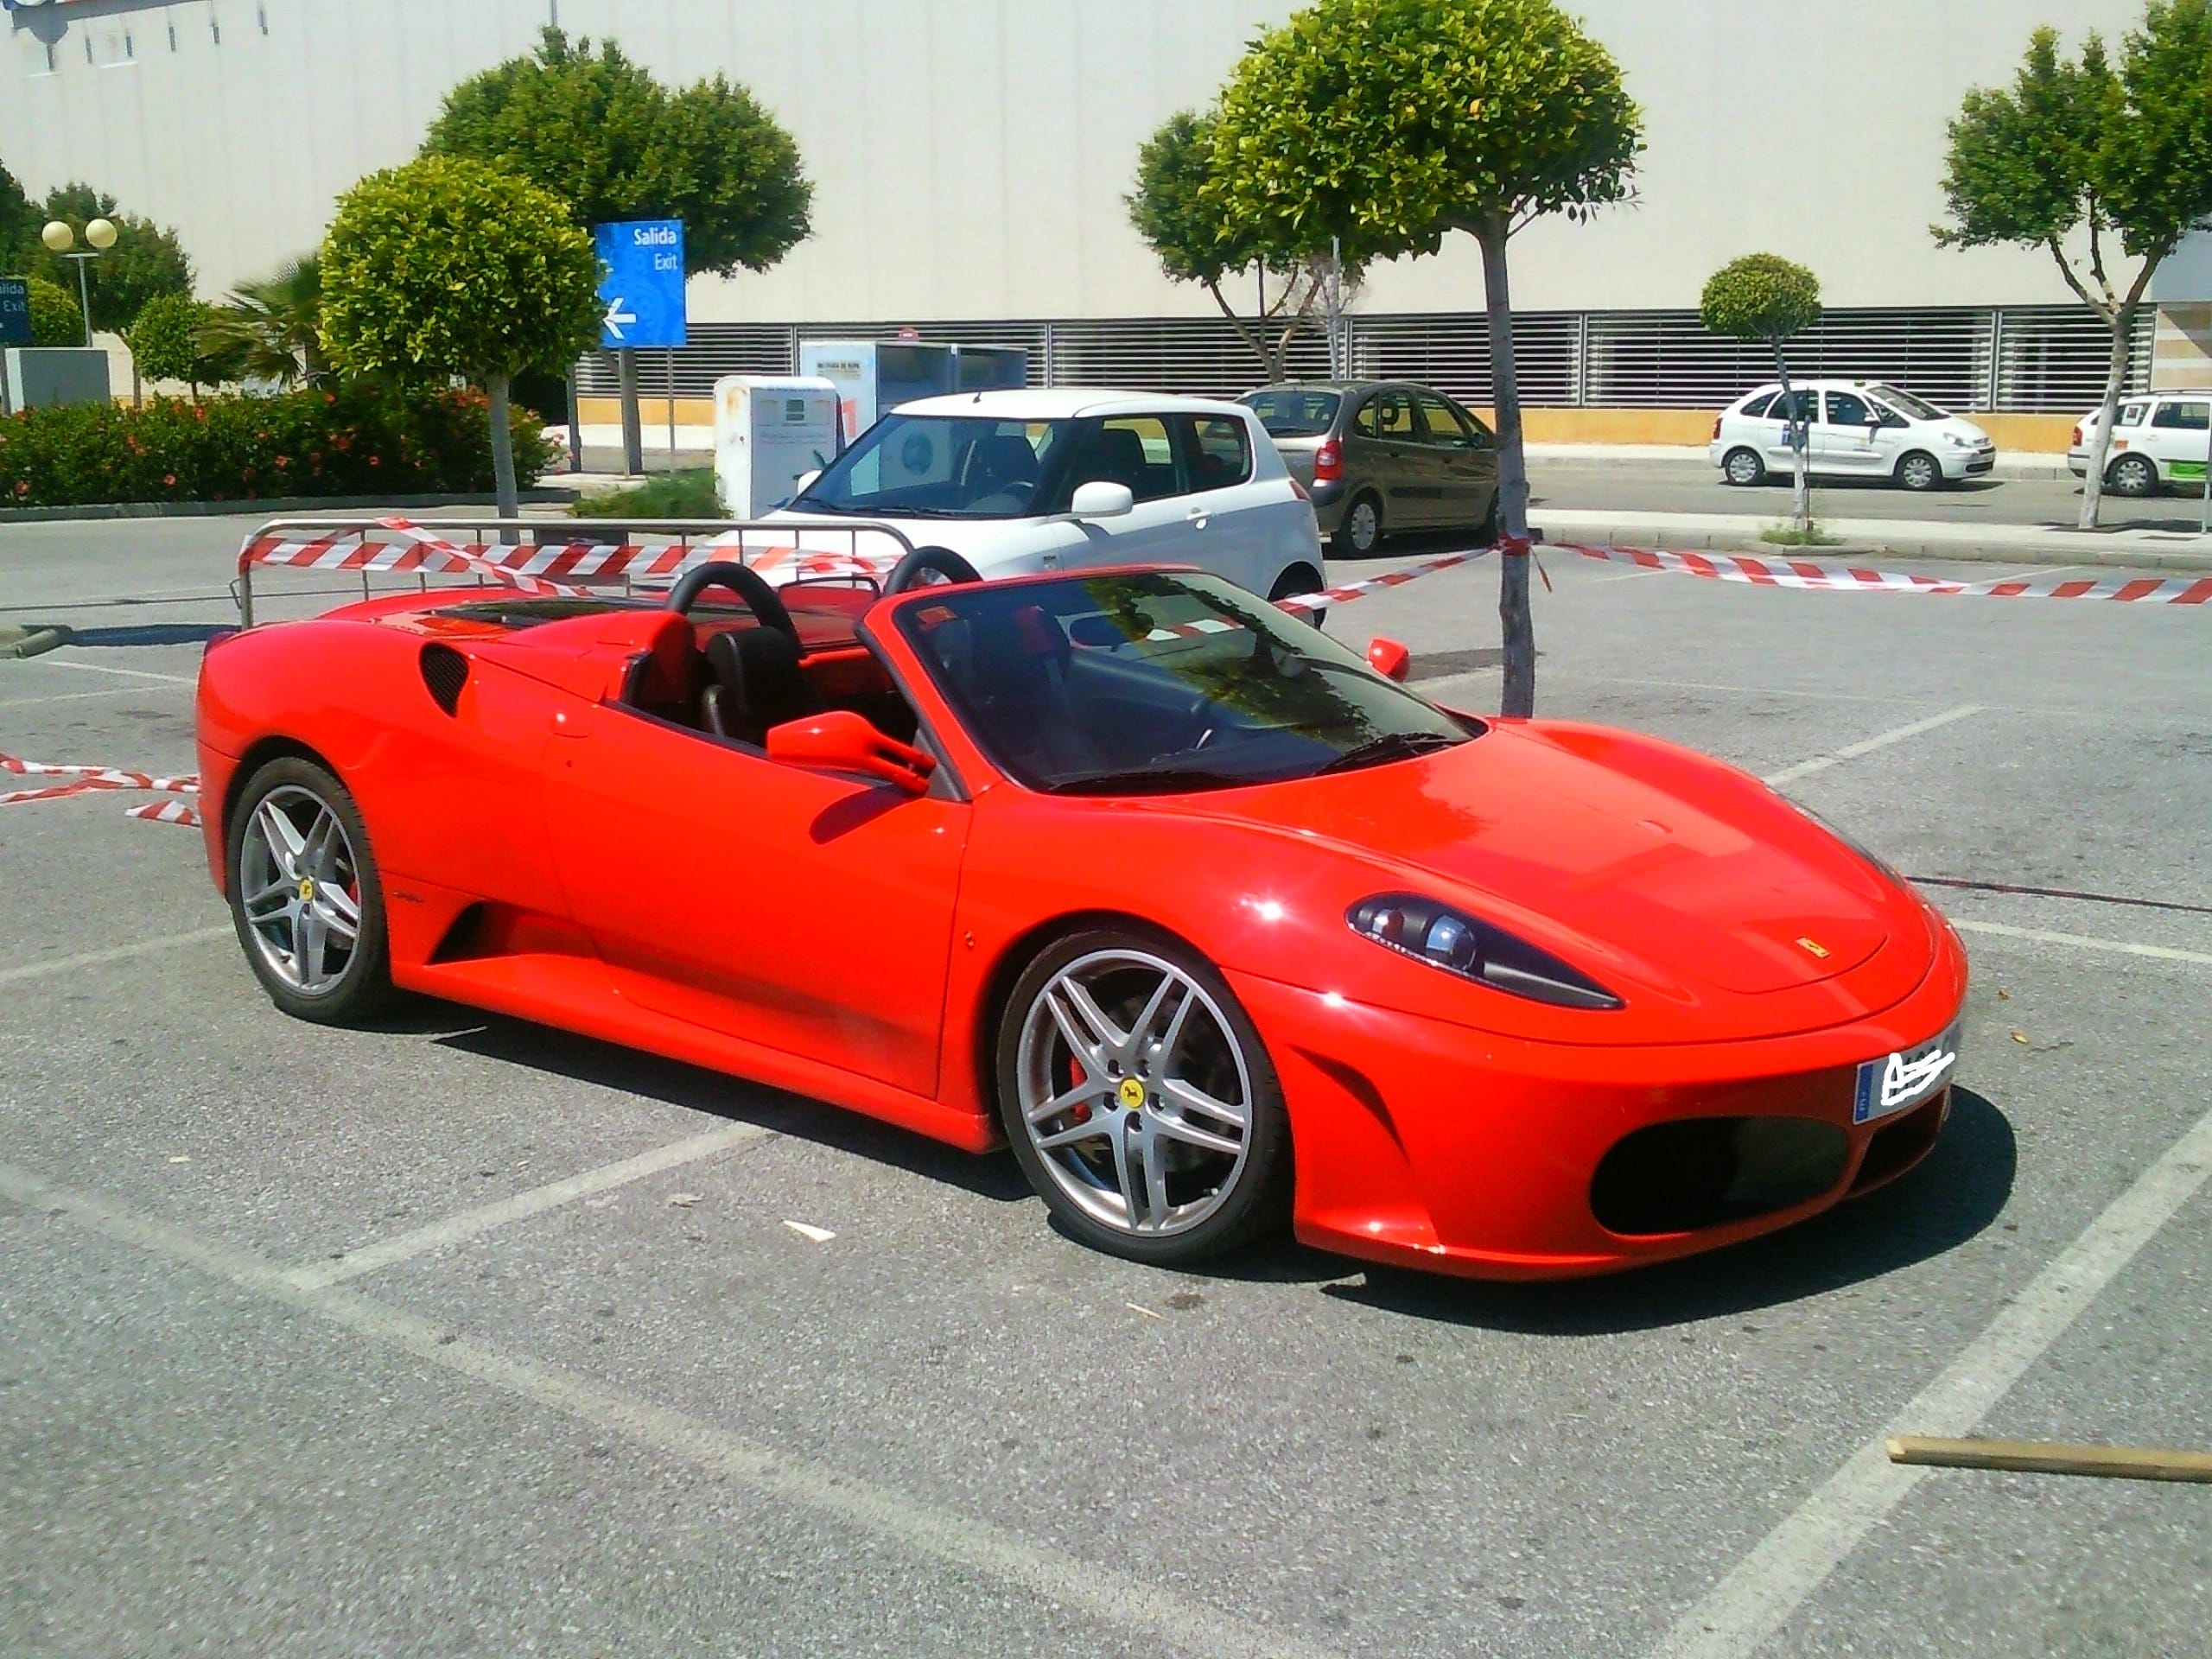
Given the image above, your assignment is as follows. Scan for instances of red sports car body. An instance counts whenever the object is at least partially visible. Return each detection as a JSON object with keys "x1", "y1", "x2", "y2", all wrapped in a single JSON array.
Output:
[{"x1": 195, "y1": 562, "x2": 1967, "y2": 1277}]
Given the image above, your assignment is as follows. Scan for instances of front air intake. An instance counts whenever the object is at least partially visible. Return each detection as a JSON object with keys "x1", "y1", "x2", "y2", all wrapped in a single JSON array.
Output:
[{"x1": 419, "y1": 644, "x2": 469, "y2": 715}]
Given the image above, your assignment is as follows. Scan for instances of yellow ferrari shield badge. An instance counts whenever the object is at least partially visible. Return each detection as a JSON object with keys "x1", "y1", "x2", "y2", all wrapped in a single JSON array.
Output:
[{"x1": 1117, "y1": 1077, "x2": 1147, "y2": 1110}]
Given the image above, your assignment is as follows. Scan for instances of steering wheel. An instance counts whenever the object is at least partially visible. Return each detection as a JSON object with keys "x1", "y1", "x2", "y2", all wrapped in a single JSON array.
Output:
[
  {"x1": 884, "y1": 546, "x2": 984, "y2": 594},
  {"x1": 666, "y1": 560, "x2": 798, "y2": 643}
]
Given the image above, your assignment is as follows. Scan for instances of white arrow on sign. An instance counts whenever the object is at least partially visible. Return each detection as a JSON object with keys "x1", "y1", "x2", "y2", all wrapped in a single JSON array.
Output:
[{"x1": 603, "y1": 297, "x2": 636, "y2": 341}]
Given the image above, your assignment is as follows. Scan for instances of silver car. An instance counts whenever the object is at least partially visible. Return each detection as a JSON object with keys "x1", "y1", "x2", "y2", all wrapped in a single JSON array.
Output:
[{"x1": 1240, "y1": 381, "x2": 1502, "y2": 556}]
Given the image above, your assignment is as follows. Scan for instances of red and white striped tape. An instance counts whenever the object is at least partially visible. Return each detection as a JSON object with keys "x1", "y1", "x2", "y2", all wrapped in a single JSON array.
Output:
[
  {"x1": 0, "y1": 752, "x2": 200, "y2": 823},
  {"x1": 1272, "y1": 546, "x2": 1494, "y2": 613},
  {"x1": 240, "y1": 520, "x2": 906, "y2": 598},
  {"x1": 1550, "y1": 540, "x2": 2212, "y2": 603},
  {"x1": 125, "y1": 799, "x2": 201, "y2": 828}
]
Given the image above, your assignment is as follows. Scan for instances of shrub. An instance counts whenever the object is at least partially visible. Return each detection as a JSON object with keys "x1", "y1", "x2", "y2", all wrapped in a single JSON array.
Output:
[
  {"x1": 0, "y1": 381, "x2": 554, "y2": 508},
  {"x1": 572, "y1": 467, "x2": 721, "y2": 518},
  {"x1": 126, "y1": 293, "x2": 223, "y2": 388}
]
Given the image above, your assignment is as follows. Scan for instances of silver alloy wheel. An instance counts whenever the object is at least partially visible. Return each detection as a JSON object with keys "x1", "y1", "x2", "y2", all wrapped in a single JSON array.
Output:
[
  {"x1": 1346, "y1": 496, "x2": 1381, "y2": 553},
  {"x1": 1014, "y1": 948, "x2": 1254, "y2": 1238},
  {"x1": 2111, "y1": 454, "x2": 2156, "y2": 497},
  {"x1": 1899, "y1": 453, "x2": 1940, "y2": 491},
  {"x1": 1723, "y1": 448, "x2": 1763, "y2": 486},
  {"x1": 238, "y1": 784, "x2": 363, "y2": 995}
]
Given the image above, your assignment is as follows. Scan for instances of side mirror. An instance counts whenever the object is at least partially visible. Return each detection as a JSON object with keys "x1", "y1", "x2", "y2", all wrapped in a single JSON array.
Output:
[
  {"x1": 766, "y1": 709, "x2": 935, "y2": 794},
  {"x1": 1367, "y1": 637, "x2": 1412, "y2": 683},
  {"x1": 793, "y1": 468, "x2": 823, "y2": 494},
  {"x1": 1069, "y1": 480, "x2": 1135, "y2": 519}
]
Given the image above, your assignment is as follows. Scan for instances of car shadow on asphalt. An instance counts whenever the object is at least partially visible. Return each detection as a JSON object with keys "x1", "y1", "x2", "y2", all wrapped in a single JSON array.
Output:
[
  {"x1": 1318, "y1": 1089, "x2": 2017, "y2": 1332},
  {"x1": 416, "y1": 1003, "x2": 1035, "y2": 1205}
]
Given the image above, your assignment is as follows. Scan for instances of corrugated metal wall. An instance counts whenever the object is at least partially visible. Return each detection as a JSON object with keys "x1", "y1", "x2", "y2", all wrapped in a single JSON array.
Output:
[{"x1": 578, "y1": 306, "x2": 2152, "y2": 414}]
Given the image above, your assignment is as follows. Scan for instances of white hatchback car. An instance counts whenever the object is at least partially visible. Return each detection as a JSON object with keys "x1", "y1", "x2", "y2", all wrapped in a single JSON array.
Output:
[
  {"x1": 1710, "y1": 380, "x2": 1996, "y2": 493},
  {"x1": 2067, "y1": 392, "x2": 2210, "y2": 497},
  {"x1": 768, "y1": 390, "x2": 1325, "y2": 602}
]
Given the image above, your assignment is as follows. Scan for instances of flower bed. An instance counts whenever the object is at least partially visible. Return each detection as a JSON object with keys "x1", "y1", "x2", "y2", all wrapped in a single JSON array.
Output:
[{"x1": 0, "y1": 383, "x2": 552, "y2": 507}]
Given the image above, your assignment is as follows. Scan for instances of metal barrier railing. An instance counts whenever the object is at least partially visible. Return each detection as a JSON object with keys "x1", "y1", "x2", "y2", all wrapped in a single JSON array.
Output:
[{"x1": 231, "y1": 516, "x2": 922, "y2": 626}]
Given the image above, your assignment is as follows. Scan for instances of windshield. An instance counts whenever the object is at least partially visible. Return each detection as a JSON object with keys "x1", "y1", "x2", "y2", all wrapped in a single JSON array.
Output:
[
  {"x1": 791, "y1": 414, "x2": 1073, "y2": 519},
  {"x1": 898, "y1": 571, "x2": 1478, "y2": 794},
  {"x1": 1870, "y1": 385, "x2": 1949, "y2": 422},
  {"x1": 1239, "y1": 389, "x2": 1342, "y2": 439}
]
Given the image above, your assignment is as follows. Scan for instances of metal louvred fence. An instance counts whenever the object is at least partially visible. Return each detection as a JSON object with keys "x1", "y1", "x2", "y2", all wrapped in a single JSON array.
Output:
[{"x1": 576, "y1": 305, "x2": 2152, "y2": 414}]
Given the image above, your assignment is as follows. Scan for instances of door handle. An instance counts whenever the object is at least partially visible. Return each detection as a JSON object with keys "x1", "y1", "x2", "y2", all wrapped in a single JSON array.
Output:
[{"x1": 1186, "y1": 509, "x2": 1211, "y2": 530}]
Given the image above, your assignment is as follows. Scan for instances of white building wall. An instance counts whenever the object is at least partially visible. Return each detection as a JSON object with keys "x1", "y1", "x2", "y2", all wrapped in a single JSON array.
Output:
[{"x1": 0, "y1": 0, "x2": 2155, "y2": 321}]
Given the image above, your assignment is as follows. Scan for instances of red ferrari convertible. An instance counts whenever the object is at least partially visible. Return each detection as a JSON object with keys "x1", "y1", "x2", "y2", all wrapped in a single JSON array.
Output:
[{"x1": 195, "y1": 553, "x2": 1967, "y2": 1278}]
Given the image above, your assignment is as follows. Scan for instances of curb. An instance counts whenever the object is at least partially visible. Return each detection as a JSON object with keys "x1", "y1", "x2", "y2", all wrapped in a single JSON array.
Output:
[
  {"x1": 0, "y1": 625, "x2": 67, "y2": 659},
  {"x1": 1529, "y1": 519, "x2": 2212, "y2": 573},
  {"x1": 0, "y1": 489, "x2": 570, "y2": 525}
]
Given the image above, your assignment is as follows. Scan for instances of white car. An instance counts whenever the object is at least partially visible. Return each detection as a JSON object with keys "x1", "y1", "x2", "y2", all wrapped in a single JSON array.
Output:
[
  {"x1": 766, "y1": 390, "x2": 1325, "y2": 602},
  {"x1": 1710, "y1": 380, "x2": 1995, "y2": 493},
  {"x1": 2066, "y1": 392, "x2": 2210, "y2": 497}
]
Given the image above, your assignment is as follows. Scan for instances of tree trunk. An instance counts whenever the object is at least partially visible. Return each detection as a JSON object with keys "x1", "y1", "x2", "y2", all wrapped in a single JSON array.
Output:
[
  {"x1": 2078, "y1": 308, "x2": 2133, "y2": 531},
  {"x1": 1478, "y1": 217, "x2": 1535, "y2": 719},
  {"x1": 488, "y1": 372, "x2": 519, "y2": 538},
  {"x1": 1776, "y1": 348, "x2": 1810, "y2": 535}
]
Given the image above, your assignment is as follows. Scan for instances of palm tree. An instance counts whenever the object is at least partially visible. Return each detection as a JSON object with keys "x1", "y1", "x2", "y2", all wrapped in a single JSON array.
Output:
[{"x1": 199, "y1": 253, "x2": 327, "y2": 387}]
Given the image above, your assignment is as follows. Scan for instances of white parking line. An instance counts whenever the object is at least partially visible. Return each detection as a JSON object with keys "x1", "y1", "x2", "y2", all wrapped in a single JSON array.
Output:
[
  {"x1": 0, "y1": 925, "x2": 232, "y2": 988},
  {"x1": 0, "y1": 1159, "x2": 1344, "y2": 1659},
  {"x1": 284, "y1": 1122, "x2": 775, "y2": 1288},
  {"x1": 16, "y1": 658, "x2": 198, "y2": 684},
  {"x1": 0, "y1": 684, "x2": 151, "y2": 709},
  {"x1": 1950, "y1": 918, "x2": 2212, "y2": 968},
  {"x1": 1762, "y1": 704, "x2": 1983, "y2": 786},
  {"x1": 1654, "y1": 1102, "x2": 2212, "y2": 1659}
]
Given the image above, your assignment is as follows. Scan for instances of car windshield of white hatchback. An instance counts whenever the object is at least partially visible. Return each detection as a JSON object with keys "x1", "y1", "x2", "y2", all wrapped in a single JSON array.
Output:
[
  {"x1": 899, "y1": 570, "x2": 1478, "y2": 794},
  {"x1": 1241, "y1": 389, "x2": 1341, "y2": 437},
  {"x1": 1870, "y1": 385, "x2": 1948, "y2": 422},
  {"x1": 790, "y1": 415, "x2": 1077, "y2": 518}
]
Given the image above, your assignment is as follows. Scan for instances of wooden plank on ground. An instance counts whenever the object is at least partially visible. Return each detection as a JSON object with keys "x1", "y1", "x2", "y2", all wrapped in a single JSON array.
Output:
[{"x1": 1887, "y1": 1434, "x2": 2212, "y2": 1484}]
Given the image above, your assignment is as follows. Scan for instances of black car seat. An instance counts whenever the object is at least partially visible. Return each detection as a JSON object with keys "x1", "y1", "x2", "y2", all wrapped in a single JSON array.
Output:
[
  {"x1": 702, "y1": 626, "x2": 823, "y2": 747},
  {"x1": 1073, "y1": 426, "x2": 1151, "y2": 496},
  {"x1": 967, "y1": 433, "x2": 1039, "y2": 499}
]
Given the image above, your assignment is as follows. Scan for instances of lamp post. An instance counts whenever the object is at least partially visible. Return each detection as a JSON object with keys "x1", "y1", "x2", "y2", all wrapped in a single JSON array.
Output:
[{"x1": 41, "y1": 217, "x2": 118, "y2": 346}]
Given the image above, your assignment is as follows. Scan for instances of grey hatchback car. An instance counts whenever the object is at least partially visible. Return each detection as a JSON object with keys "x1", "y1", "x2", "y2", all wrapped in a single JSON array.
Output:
[{"x1": 1239, "y1": 381, "x2": 1501, "y2": 556}]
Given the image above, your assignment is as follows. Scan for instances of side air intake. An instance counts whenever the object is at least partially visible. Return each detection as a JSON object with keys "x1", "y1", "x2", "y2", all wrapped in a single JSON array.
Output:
[{"x1": 419, "y1": 644, "x2": 469, "y2": 715}]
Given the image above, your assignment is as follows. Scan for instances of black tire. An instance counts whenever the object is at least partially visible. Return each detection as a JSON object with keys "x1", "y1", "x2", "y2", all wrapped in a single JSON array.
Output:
[
  {"x1": 997, "y1": 926, "x2": 1292, "y2": 1266},
  {"x1": 1332, "y1": 491, "x2": 1384, "y2": 558},
  {"x1": 1474, "y1": 487, "x2": 1501, "y2": 547},
  {"x1": 225, "y1": 757, "x2": 395, "y2": 1025},
  {"x1": 1896, "y1": 451, "x2": 1944, "y2": 493},
  {"x1": 1721, "y1": 447, "x2": 1765, "y2": 487},
  {"x1": 1268, "y1": 564, "x2": 1325, "y2": 630},
  {"x1": 2107, "y1": 454, "x2": 2158, "y2": 499}
]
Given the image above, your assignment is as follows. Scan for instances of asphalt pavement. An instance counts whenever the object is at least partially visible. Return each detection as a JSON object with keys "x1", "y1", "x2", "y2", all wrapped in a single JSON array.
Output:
[{"x1": 3, "y1": 512, "x2": 2209, "y2": 1658}]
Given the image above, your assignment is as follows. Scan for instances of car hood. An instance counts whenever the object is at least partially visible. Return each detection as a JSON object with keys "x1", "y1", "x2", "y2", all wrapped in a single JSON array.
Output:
[
  {"x1": 1935, "y1": 416, "x2": 1993, "y2": 446},
  {"x1": 1142, "y1": 721, "x2": 1934, "y2": 1014}
]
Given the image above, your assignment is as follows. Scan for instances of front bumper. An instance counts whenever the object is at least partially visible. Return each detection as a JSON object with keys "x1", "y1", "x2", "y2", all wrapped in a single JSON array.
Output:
[{"x1": 1230, "y1": 946, "x2": 1967, "y2": 1279}]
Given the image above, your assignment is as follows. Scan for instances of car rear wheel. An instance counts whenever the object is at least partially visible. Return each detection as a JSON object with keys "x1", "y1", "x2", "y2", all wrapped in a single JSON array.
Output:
[
  {"x1": 1896, "y1": 451, "x2": 1943, "y2": 493},
  {"x1": 997, "y1": 929, "x2": 1291, "y2": 1266},
  {"x1": 1332, "y1": 492, "x2": 1383, "y2": 557},
  {"x1": 1721, "y1": 447, "x2": 1765, "y2": 487},
  {"x1": 2108, "y1": 454, "x2": 2158, "y2": 498},
  {"x1": 226, "y1": 757, "x2": 394, "y2": 1024}
]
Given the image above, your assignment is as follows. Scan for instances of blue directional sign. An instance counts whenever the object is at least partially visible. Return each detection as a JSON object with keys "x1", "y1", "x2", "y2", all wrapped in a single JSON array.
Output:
[
  {"x1": 594, "y1": 219, "x2": 687, "y2": 350},
  {"x1": 0, "y1": 278, "x2": 28, "y2": 347}
]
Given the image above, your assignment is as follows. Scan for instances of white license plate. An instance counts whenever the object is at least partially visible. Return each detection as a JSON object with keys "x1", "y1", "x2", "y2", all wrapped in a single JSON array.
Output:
[{"x1": 1854, "y1": 1022, "x2": 1962, "y2": 1124}]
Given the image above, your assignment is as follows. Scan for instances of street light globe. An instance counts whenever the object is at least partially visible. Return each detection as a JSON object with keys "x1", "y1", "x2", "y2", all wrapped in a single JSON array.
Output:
[
  {"x1": 85, "y1": 217, "x2": 118, "y2": 251},
  {"x1": 41, "y1": 219, "x2": 73, "y2": 253}
]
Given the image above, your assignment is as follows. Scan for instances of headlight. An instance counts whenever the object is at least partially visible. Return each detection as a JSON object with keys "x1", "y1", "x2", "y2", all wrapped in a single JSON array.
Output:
[
  {"x1": 1348, "y1": 894, "x2": 1624, "y2": 1010},
  {"x1": 1942, "y1": 432, "x2": 1970, "y2": 448}
]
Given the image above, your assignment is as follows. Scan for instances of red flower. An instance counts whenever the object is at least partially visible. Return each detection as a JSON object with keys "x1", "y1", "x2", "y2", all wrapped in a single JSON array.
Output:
[
  {"x1": 12, "y1": 480, "x2": 26, "y2": 496},
  {"x1": 163, "y1": 474, "x2": 176, "y2": 486},
  {"x1": 273, "y1": 455, "x2": 289, "y2": 468},
  {"x1": 367, "y1": 455, "x2": 380, "y2": 467}
]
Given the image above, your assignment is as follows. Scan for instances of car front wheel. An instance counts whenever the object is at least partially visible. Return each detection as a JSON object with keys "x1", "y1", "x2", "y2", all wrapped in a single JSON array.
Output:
[
  {"x1": 226, "y1": 756, "x2": 394, "y2": 1024},
  {"x1": 2108, "y1": 454, "x2": 2158, "y2": 498},
  {"x1": 997, "y1": 929, "x2": 1292, "y2": 1265},
  {"x1": 1896, "y1": 451, "x2": 1944, "y2": 493}
]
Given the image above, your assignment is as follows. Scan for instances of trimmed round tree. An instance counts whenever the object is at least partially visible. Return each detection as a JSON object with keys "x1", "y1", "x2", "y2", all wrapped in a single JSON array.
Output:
[
  {"x1": 126, "y1": 292, "x2": 221, "y2": 391},
  {"x1": 1701, "y1": 254, "x2": 1821, "y2": 532},
  {"x1": 1207, "y1": 0, "x2": 1642, "y2": 718},
  {"x1": 320, "y1": 156, "x2": 599, "y2": 519},
  {"x1": 25, "y1": 276, "x2": 82, "y2": 346}
]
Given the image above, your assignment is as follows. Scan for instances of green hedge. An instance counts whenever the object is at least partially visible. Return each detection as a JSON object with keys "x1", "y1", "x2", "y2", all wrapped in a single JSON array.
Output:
[{"x1": 0, "y1": 382, "x2": 554, "y2": 507}]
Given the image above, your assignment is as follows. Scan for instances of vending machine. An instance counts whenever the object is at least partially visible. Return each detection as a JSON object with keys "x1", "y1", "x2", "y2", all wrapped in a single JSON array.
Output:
[{"x1": 713, "y1": 376, "x2": 842, "y2": 518}]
